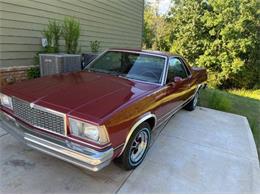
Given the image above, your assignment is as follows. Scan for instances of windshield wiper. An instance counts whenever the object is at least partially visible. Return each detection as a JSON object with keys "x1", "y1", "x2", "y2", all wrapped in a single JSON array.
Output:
[
  {"x1": 86, "y1": 68, "x2": 122, "y2": 77},
  {"x1": 107, "y1": 71, "x2": 121, "y2": 76}
]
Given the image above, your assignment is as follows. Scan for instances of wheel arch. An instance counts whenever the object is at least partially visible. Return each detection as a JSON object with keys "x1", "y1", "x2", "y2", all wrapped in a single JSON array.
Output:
[{"x1": 117, "y1": 113, "x2": 157, "y2": 157}]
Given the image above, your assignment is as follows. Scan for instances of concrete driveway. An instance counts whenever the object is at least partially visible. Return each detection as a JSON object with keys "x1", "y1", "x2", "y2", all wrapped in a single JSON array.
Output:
[{"x1": 0, "y1": 107, "x2": 259, "y2": 193}]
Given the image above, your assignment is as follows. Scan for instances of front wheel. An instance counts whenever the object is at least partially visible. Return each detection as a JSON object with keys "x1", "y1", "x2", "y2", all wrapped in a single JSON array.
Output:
[
  {"x1": 184, "y1": 90, "x2": 199, "y2": 111},
  {"x1": 121, "y1": 122, "x2": 151, "y2": 170}
]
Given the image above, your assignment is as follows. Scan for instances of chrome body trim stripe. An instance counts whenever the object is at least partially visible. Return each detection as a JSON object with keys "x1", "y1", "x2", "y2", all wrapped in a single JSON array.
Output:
[
  {"x1": 114, "y1": 143, "x2": 125, "y2": 151},
  {"x1": 156, "y1": 83, "x2": 203, "y2": 127},
  {"x1": 156, "y1": 96, "x2": 193, "y2": 127},
  {"x1": 162, "y1": 57, "x2": 170, "y2": 85}
]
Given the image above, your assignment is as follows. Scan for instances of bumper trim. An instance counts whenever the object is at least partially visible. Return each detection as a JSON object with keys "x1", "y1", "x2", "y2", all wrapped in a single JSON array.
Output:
[{"x1": 0, "y1": 111, "x2": 113, "y2": 172}]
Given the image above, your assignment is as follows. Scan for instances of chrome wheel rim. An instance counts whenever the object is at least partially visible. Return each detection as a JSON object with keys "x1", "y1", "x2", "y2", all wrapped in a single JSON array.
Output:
[
  {"x1": 193, "y1": 93, "x2": 198, "y2": 107},
  {"x1": 130, "y1": 129, "x2": 149, "y2": 163}
]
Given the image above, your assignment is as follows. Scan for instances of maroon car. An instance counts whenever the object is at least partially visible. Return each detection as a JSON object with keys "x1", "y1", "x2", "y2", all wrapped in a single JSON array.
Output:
[{"x1": 0, "y1": 49, "x2": 207, "y2": 171}]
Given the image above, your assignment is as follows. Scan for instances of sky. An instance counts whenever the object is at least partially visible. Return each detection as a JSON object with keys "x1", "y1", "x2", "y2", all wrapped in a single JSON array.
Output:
[{"x1": 146, "y1": 0, "x2": 172, "y2": 15}]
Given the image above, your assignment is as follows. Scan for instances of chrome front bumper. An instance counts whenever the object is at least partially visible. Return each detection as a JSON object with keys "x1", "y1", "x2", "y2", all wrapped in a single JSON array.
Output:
[{"x1": 0, "y1": 111, "x2": 113, "y2": 172}]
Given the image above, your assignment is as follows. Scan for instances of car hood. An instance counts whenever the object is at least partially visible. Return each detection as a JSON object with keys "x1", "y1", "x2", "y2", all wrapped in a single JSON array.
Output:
[{"x1": 3, "y1": 71, "x2": 158, "y2": 124}]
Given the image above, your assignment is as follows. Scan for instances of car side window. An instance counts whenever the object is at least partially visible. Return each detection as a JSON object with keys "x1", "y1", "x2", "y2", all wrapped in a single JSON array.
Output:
[{"x1": 167, "y1": 58, "x2": 188, "y2": 82}]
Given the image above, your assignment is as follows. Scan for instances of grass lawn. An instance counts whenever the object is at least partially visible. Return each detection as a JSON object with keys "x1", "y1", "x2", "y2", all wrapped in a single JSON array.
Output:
[{"x1": 198, "y1": 88, "x2": 260, "y2": 158}]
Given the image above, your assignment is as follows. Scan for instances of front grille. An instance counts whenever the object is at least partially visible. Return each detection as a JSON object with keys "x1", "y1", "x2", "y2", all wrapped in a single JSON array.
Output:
[{"x1": 12, "y1": 97, "x2": 65, "y2": 135}]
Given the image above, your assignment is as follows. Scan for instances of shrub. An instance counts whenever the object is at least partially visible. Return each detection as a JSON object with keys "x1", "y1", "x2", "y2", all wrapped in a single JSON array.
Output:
[
  {"x1": 27, "y1": 66, "x2": 40, "y2": 79},
  {"x1": 43, "y1": 20, "x2": 61, "y2": 53},
  {"x1": 33, "y1": 50, "x2": 46, "y2": 65},
  {"x1": 208, "y1": 91, "x2": 231, "y2": 112},
  {"x1": 62, "y1": 17, "x2": 80, "y2": 54},
  {"x1": 90, "y1": 40, "x2": 101, "y2": 53},
  {"x1": 199, "y1": 89, "x2": 232, "y2": 112}
]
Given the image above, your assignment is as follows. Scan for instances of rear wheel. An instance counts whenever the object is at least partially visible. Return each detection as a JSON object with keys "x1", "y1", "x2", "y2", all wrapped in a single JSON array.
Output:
[
  {"x1": 120, "y1": 122, "x2": 151, "y2": 170},
  {"x1": 184, "y1": 90, "x2": 199, "y2": 111}
]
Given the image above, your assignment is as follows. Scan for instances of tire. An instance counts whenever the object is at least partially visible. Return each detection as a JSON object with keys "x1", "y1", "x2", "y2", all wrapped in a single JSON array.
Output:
[
  {"x1": 121, "y1": 122, "x2": 151, "y2": 170},
  {"x1": 184, "y1": 90, "x2": 199, "y2": 111}
]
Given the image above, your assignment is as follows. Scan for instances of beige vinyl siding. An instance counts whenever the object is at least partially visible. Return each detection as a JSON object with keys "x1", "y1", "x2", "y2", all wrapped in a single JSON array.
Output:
[{"x1": 0, "y1": 0, "x2": 144, "y2": 68}]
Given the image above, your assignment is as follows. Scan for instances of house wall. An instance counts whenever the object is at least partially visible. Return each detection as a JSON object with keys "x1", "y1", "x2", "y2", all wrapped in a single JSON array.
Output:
[{"x1": 0, "y1": 0, "x2": 144, "y2": 87}]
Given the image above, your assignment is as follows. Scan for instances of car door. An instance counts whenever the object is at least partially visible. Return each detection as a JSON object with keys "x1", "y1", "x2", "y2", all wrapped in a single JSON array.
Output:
[
  {"x1": 154, "y1": 57, "x2": 192, "y2": 125},
  {"x1": 167, "y1": 57, "x2": 194, "y2": 101}
]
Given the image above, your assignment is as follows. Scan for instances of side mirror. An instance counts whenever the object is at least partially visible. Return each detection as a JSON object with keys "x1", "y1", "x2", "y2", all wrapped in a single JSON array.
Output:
[
  {"x1": 174, "y1": 76, "x2": 183, "y2": 83},
  {"x1": 167, "y1": 76, "x2": 182, "y2": 86}
]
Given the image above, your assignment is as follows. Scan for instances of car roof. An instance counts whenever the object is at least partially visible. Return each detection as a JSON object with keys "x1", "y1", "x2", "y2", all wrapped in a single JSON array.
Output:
[{"x1": 108, "y1": 48, "x2": 181, "y2": 58}]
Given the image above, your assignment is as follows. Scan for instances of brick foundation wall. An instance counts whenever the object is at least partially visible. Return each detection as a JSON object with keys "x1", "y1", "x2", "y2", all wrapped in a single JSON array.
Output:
[{"x1": 0, "y1": 66, "x2": 37, "y2": 89}]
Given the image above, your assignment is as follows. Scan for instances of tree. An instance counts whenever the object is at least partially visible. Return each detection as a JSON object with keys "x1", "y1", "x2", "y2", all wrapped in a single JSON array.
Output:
[
  {"x1": 143, "y1": 2, "x2": 156, "y2": 49},
  {"x1": 169, "y1": 0, "x2": 259, "y2": 89},
  {"x1": 143, "y1": 2, "x2": 171, "y2": 51}
]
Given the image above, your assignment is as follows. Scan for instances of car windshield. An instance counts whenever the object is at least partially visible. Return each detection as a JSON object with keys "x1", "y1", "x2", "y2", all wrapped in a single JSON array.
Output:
[{"x1": 85, "y1": 51, "x2": 166, "y2": 84}]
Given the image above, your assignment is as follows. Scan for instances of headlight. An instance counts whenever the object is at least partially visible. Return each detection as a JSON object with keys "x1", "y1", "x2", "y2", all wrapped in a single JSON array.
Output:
[
  {"x1": 0, "y1": 93, "x2": 13, "y2": 110},
  {"x1": 69, "y1": 118, "x2": 109, "y2": 144}
]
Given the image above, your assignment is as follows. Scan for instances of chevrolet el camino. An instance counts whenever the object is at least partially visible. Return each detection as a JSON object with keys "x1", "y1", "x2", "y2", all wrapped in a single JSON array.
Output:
[{"x1": 0, "y1": 49, "x2": 207, "y2": 171}]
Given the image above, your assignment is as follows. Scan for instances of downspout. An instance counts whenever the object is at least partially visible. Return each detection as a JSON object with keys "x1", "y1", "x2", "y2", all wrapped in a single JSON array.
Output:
[{"x1": 141, "y1": 0, "x2": 145, "y2": 49}]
